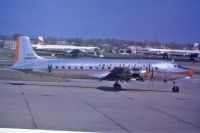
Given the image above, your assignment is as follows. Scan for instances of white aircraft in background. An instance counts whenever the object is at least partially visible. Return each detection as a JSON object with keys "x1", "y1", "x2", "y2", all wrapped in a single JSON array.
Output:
[
  {"x1": 11, "y1": 36, "x2": 194, "y2": 92},
  {"x1": 141, "y1": 43, "x2": 200, "y2": 60},
  {"x1": 32, "y1": 36, "x2": 100, "y2": 57}
]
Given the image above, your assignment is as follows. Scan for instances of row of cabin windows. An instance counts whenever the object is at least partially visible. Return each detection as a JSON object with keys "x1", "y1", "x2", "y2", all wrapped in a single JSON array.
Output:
[
  {"x1": 99, "y1": 64, "x2": 127, "y2": 67},
  {"x1": 54, "y1": 66, "x2": 111, "y2": 70},
  {"x1": 55, "y1": 66, "x2": 153, "y2": 69},
  {"x1": 54, "y1": 65, "x2": 158, "y2": 70},
  {"x1": 54, "y1": 64, "x2": 151, "y2": 70},
  {"x1": 55, "y1": 64, "x2": 149, "y2": 69}
]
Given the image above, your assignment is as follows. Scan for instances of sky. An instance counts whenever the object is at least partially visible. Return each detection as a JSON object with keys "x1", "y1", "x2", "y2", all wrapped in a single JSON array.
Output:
[{"x1": 0, "y1": 0, "x2": 200, "y2": 43}]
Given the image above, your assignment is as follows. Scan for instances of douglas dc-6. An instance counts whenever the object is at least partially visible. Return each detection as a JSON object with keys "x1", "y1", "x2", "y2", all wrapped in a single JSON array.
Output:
[
  {"x1": 32, "y1": 36, "x2": 99, "y2": 57},
  {"x1": 141, "y1": 44, "x2": 200, "y2": 60},
  {"x1": 11, "y1": 36, "x2": 195, "y2": 92}
]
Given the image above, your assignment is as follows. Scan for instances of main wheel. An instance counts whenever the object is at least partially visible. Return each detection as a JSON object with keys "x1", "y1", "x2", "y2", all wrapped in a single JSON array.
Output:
[
  {"x1": 113, "y1": 83, "x2": 122, "y2": 90},
  {"x1": 163, "y1": 53, "x2": 168, "y2": 59},
  {"x1": 172, "y1": 86, "x2": 179, "y2": 92}
]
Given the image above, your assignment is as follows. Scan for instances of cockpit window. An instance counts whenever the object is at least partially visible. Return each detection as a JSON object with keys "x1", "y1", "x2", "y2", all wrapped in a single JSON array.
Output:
[
  {"x1": 177, "y1": 64, "x2": 181, "y2": 68},
  {"x1": 174, "y1": 64, "x2": 181, "y2": 68}
]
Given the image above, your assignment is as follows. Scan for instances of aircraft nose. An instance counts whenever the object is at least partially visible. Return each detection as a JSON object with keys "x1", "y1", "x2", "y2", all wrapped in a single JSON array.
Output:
[{"x1": 186, "y1": 69, "x2": 194, "y2": 77}]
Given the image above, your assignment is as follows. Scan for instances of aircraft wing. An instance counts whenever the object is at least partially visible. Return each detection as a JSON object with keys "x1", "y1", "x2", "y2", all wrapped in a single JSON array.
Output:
[
  {"x1": 100, "y1": 67, "x2": 140, "y2": 82},
  {"x1": 68, "y1": 49, "x2": 82, "y2": 57},
  {"x1": 98, "y1": 66, "x2": 154, "y2": 82}
]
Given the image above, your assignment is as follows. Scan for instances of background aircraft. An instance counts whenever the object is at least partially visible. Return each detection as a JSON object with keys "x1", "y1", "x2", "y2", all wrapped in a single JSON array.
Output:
[
  {"x1": 11, "y1": 36, "x2": 194, "y2": 92},
  {"x1": 141, "y1": 43, "x2": 200, "y2": 60},
  {"x1": 32, "y1": 36, "x2": 100, "y2": 57}
]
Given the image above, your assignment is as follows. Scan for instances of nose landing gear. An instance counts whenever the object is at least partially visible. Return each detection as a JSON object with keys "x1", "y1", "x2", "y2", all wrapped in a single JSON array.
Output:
[
  {"x1": 47, "y1": 64, "x2": 53, "y2": 73},
  {"x1": 172, "y1": 81, "x2": 179, "y2": 92},
  {"x1": 172, "y1": 86, "x2": 179, "y2": 92}
]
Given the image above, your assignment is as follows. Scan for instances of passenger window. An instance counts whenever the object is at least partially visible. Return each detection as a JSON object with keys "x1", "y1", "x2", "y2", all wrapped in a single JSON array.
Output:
[
  {"x1": 80, "y1": 66, "x2": 83, "y2": 69},
  {"x1": 68, "y1": 66, "x2": 71, "y2": 69},
  {"x1": 89, "y1": 66, "x2": 92, "y2": 69},
  {"x1": 55, "y1": 66, "x2": 58, "y2": 69},
  {"x1": 62, "y1": 66, "x2": 65, "y2": 69}
]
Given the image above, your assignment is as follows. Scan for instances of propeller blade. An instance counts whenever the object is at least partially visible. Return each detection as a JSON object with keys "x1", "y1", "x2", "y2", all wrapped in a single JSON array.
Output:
[
  {"x1": 148, "y1": 63, "x2": 151, "y2": 85},
  {"x1": 151, "y1": 67, "x2": 154, "y2": 80},
  {"x1": 151, "y1": 67, "x2": 154, "y2": 87},
  {"x1": 149, "y1": 65, "x2": 154, "y2": 87},
  {"x1": 148, "y1": 63, "x2": 151, "y2": 72}
]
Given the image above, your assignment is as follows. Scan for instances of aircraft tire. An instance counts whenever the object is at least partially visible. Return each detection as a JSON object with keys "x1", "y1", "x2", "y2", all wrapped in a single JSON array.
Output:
[
  {"x1": 113, "y1": 83, "x2": 122, "y2": 90},
  {"x1": 172, "y1": 86, "x2": 179, "y2": 93},
  {"x1": 189, "y1": 57, "x2": 194, "y2": 61}
]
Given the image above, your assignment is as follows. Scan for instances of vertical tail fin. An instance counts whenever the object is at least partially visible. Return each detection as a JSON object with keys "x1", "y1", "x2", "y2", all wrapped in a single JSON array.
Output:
[
  {"x1": 37, "y1": 36, "x2": 44, "y2": 45},
  {"x1": 193, "y1": 43, "x2": 199, "y2": 51},
  {"x1": 14, "y1": 36, "x2": 44, "y2": 64}
]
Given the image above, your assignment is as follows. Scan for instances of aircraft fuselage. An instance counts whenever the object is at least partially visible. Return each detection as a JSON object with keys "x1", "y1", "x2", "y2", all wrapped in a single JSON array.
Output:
[{"x1": 12, "y1": 58, "x2": 191, "y2": 82}]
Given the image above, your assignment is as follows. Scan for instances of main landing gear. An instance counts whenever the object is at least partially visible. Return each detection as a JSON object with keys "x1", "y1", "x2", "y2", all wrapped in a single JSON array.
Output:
[
  {"x1": 113, "y1": 80, "x2": 122, "y2": 90},
  {"x1": 172, "y1": 81, "x2": 179, "y2": 93},
  {"x1": 163, "y1": 53, "x2": 169, "y2": 59}
]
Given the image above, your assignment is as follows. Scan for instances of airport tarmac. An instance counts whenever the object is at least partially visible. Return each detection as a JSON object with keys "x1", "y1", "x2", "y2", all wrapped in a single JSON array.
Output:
[
  {"x1": 0, "y1": 54, "x2": 200, "y2": 132},
  {"x1": 0, "y1": 63, "x2": 200, "y2": 132}
]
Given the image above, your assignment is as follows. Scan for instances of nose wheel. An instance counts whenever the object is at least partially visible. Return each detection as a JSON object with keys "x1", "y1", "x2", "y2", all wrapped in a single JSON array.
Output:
[
  {"x1": 113, "y1": 81, "x2": 122, "y2": 90},
  {"x1": 172, "y1": 81, "x2": 179, "y2": 92},
  {"x1": 47, "y1": 64, "x2": 53, "y2": 73},
  {"x1": 172, "y1": 86, "x2": 179, "y2": 92}
]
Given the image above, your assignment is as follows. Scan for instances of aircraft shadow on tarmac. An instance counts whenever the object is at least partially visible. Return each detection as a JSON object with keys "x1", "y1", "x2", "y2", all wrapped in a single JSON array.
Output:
[
  {"x1": 7, "y1": 82, "x2": 95, "y2": 89},
  {"x1": 7, "y1": 82, "x2": 170, "y2": 93},
  {"x1": 96, "y1": 86, "x2": 170, "y2": 93}
]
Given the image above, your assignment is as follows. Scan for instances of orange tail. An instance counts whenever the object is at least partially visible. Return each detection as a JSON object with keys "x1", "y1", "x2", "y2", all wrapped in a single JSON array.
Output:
[{"x1": 14, "y1": 37, "x2": 20, "y2": 63}]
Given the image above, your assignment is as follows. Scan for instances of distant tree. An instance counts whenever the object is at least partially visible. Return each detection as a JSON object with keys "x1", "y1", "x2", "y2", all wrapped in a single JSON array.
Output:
[
  {"x1": 0, "y1": 35, "x2": 6, "y2": 40},
  {"x1": 46, "y1": 36, "x2": 57, "y2": 44},
  {"x1": 72, "y1": 38, "x2": 83, "y2": 46},
  {"x1": 13, "y1": 33, "x2": 21, "y2": 40}
]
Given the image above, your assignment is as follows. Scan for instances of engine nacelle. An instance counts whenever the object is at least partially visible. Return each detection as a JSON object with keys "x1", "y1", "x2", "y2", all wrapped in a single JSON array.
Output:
[{"x1": 132, "y1": 70, "x2": 151, "y2": 81}]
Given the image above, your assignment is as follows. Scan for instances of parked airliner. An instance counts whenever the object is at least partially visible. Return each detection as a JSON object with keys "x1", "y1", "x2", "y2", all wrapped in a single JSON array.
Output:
[
  {"x1": 32, "y1": 36, "x2": 100, "y2": 57},
  {"x1": 11, "y1": 36, "x2": 194, "y2": 92},
  {"x1": 141, "y1": 44, "x2": 200, "y2": 60}
]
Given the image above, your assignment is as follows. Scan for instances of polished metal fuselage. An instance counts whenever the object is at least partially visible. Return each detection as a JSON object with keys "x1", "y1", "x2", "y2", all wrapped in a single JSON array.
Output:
[{"x1": 11, "y1": 58, "x2": 190, "y2": 82}]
